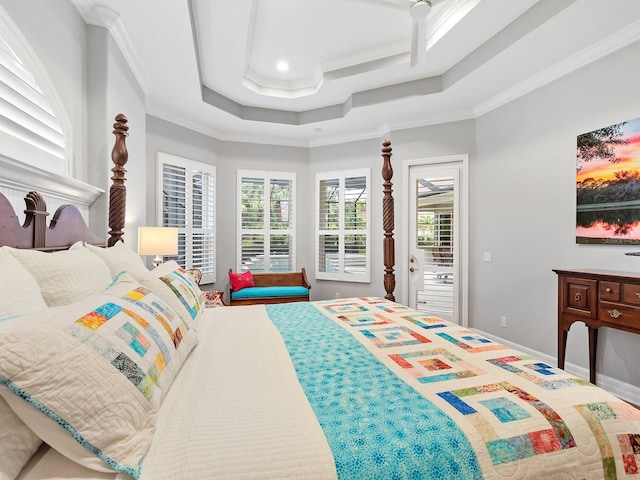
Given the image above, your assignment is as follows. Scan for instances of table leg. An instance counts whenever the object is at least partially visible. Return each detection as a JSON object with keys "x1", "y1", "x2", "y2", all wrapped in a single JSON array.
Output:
[
  {"x1": 558, "y1": 326, "x2": 568, "y2": 370},
  {"x1": 588, "y1": 326, "x2": 598, "y2": 384}
]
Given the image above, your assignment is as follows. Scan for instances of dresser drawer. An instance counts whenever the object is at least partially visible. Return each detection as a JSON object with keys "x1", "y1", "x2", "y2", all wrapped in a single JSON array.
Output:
[
  {"x1": 599, "y1": 281, "x2": 620, "y2": 302},
  {"x1": 622, "y1": 283, "x2": 640, "y2": 306},
  {"x1": 561, "y1": 277, "x2": 597, "y2": 318},
  {"x1": 599, "y1": 301, "x2": 640, "y2": 330}
]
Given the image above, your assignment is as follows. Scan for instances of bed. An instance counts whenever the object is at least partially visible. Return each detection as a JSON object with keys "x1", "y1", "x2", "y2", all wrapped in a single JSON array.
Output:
[{"x1": 1, "y1": 116, "x2": 639, "y2": 480}]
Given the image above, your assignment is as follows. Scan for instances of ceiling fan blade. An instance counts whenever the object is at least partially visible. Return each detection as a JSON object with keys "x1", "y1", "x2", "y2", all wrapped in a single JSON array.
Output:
[
  {"x1": 346, "y1": 0, "x2": 412, "y2": 12},
  {"x1": 409, "y1": 6, "x2": 428, "y2": 67}
]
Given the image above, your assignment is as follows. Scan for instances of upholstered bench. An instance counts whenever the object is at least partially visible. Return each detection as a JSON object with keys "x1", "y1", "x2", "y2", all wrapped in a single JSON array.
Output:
[{"x1": 228, "y1": 268, "x2": 311, "y2": 306}]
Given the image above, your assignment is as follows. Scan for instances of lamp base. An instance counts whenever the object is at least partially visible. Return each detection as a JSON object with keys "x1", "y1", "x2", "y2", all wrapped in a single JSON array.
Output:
[{"x1": 152, "y1": 255, "x2": 164, "y2": 268}]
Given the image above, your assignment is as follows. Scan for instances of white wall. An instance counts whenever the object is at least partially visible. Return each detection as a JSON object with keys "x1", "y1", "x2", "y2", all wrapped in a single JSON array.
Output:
[
  {"x1": 87, "y1": 26, "x2": 146, "y2": 250},
  {"x1": 471, "y1": 39, "x2": 640, "y2": 387}
]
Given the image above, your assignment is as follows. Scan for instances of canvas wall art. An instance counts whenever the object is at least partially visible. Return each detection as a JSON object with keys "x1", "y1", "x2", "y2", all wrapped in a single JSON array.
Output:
[{"x1": 576, "y1": 116, "x2": 640, "y2": 244}]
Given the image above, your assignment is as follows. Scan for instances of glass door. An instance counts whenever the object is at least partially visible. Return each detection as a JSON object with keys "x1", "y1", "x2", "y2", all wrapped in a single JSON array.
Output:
[{"x1": 408, "y1": 164, "x2": 460, "y2": 323}]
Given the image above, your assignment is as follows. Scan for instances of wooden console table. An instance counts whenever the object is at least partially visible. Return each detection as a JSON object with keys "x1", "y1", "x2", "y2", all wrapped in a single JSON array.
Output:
[{"x1": 553, "y1": 268, "x2": 640, "y2": 384}]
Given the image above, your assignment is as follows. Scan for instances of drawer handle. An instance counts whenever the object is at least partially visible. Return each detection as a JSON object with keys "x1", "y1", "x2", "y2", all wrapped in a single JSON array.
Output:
[
  {"x1": 574, "y1": 293, "x2": 582, "y2": 301},
  {"x1": 636, "y1": 292, "x2": 640, "y2": 299},
  {"x1": 608, "y1": 309, "x2": 623, "y2": 319},
  {"x1": 605, "y1": 287, "x2": 612, "y2": 293}
]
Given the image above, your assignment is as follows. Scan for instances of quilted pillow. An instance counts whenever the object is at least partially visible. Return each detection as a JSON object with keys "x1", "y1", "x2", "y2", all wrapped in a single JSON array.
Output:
[
  {"x1": 6, "y1": 243, "x2": 112, "y2": 307},
  {"x1": 229, "y1": 270, "x2": 255, "y2": 291},
  {"x1": 0, "y1": 274, "x2": 198, "y2": 477},
  {"x1": 0, "y1": 250, "x2": 46, "y2": 480},
  {"x1": 131, "y1": 261, "x2": 205, "y2": 324},
  {"x1": 74, "y1": 240, "x2": 149, "y2": 277}
]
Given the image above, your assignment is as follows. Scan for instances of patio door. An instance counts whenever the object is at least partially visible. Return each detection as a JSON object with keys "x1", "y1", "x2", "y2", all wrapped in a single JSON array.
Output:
[{"x1": 408, "y1": 163, "x2": 462, "y2": 323}]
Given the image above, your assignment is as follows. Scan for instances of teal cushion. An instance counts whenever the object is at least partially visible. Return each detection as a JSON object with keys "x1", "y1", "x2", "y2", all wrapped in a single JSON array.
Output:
[{"x1": 231, "y1": 286, "x2": 309, "y2": 299}]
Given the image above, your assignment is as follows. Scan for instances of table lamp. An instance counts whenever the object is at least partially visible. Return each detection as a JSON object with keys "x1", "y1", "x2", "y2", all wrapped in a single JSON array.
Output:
[{"x1": 138, "y1": 226, "x2": 178, "y2": 267}]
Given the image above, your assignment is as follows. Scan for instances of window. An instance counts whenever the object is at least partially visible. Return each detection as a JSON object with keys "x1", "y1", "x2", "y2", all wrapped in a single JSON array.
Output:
[
  {"x1": 157, "y1": 153, "x2": 216, "y2": 284},
  {"x1": 316, "y1": 169, "x2": 370, "y2": 282},
  {"x1": 237, "y1": 170, "x2": 295, "y2": 273},
  {"x1": 0, "y1": 32, "x2": 66, "y2": 174}
]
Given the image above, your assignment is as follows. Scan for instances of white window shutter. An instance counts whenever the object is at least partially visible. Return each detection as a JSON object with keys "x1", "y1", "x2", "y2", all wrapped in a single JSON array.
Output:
[
  {"x1": 158, "y1": 153, "x2": 216, "y2": 284},
  {"x1": 316, "y1": 169, "x2": 370, "y2": 282},
  {"x1": 237, "y1": 170, "x2": 295, "y2": 273}
]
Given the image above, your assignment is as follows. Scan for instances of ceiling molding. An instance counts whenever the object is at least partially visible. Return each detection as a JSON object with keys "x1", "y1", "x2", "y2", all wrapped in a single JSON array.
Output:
[
  {"x1": 70, "y1": 0, "x2": 150, "y2": 94},
  {"x1": 190, "y1": 0, "x2": 574, "y2": 127},
  {"x1": 474, "y1": 16, "x2": 640, "y2": 118}
]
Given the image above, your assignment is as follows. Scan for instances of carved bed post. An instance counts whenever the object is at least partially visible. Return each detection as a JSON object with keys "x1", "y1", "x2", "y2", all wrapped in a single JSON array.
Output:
[
  {"x1": 382, "y1": 139, "x2": 396, "y2": 302},
  {"x1": 108, "y1": 114, "x2": 129, "y2": 246},
  {"x1": 23, "y1": 192, "x2": 48, "y2": 249}
]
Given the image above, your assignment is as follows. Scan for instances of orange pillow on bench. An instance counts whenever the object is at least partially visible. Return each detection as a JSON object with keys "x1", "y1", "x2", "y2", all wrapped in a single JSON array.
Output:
[{"x1": 229, "y1": 270, "x2": 255, "y2": 291}]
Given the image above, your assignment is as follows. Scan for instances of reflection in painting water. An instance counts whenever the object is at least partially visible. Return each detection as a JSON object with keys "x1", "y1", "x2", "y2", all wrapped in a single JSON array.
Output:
[{"x1": 576, "y1": 206, "x2": 640, "y2": 244}]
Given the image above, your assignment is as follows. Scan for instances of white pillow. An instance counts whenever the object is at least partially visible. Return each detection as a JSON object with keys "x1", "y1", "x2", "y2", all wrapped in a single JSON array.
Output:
[
  {"x1": 74, "y1": 241, "x2": 148, "y2": 277},
  {"x1": 0, "y1": 250, "x2": 46, "y2": 480},
  {"x1": 0, "y1": 248, "x2": 47, "y2": 317},
  {"x1": 131, "y1": 261, "x2": 205, "y2": 325},
  {"x1": 6, "y1": 243, "x2": 112, "y2": 307},
  {"x1": 0, "y1": 395, "x2": 41, "y2": 480},
  {"x1": 0, "y1": 274, "x2": 198, "y2": 475}
]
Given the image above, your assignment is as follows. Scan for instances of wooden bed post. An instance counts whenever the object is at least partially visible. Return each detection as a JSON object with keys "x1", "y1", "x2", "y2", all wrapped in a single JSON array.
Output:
[
  {"x1": 23, "y1": 191, "x2": 48, "y2": 249},
  {"x1": 108, "y1": 114, "x2": 129, "y2": 246},
  {"x1": 382, "y1": 139, "x2": 396, "y2": 302}
]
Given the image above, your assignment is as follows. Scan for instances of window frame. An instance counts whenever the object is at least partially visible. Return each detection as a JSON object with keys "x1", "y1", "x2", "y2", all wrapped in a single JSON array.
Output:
[
  {"x1": 156, "y1": 152, "x2": 216, "y2": 284},
  {"x1": 236, "y1": 169, "x2": 296, "y2": 273},
  {"x1": 315, "y1": 168, "x2": 371, "y2": 283}
]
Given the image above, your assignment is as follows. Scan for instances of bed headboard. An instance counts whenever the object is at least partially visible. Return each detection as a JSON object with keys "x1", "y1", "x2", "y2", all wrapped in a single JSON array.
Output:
[{"x1": 0, "y1": 114, "x2": 129, "y2": 251}]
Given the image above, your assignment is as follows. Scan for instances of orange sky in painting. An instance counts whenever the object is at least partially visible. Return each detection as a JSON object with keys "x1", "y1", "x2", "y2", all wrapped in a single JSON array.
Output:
[{"x1": 577, "y1": 130, "x2": 640, "y2": 183}]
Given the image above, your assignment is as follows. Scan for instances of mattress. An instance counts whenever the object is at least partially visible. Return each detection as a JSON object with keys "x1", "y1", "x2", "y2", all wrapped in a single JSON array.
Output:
[{"x1": 16, "y1": 298, "x2": 640, "y2": 479}]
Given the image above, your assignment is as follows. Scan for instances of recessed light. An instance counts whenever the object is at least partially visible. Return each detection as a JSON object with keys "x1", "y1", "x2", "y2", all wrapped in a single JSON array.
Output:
[{"x1": 276, "y1": 61, "x2": 289, "y2": 72}]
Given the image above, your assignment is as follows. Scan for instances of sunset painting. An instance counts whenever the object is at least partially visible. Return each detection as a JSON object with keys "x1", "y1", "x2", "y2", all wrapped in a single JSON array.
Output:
[{"x1": 576, "y1": 116, "x2": 640, "y2": 244}]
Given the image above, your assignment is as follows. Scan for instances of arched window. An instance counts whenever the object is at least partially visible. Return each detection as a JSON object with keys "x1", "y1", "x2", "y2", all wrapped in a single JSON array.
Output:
[{"x1": 0, "y1": 34, "x2": 66, "y2": 174}]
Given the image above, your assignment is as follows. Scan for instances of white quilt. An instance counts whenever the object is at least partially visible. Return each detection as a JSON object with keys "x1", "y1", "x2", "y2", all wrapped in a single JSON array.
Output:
[
  {"x1": 18, "y1": 305, "x2": 336, "y2": 480},
  {"x1": 131, "y1": 305, "x2": 336, "y2": 480}
]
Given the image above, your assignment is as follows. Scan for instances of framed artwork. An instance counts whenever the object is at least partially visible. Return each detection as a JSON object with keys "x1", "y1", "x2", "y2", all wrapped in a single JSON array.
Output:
[{"x1": 576, "y1": 116, "x2": 640, "y2": 244}]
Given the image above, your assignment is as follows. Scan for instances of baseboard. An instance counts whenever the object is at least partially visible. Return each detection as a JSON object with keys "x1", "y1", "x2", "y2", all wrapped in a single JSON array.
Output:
[{"x1": 477, "y1": 329, "x2": 640, "y2": 406}]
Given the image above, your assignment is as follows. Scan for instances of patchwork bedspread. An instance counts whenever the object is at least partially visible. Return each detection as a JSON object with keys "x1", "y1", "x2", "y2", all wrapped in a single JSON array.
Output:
[{"x1": 266, "y1": 297, "x2": 640, "y2": 480}]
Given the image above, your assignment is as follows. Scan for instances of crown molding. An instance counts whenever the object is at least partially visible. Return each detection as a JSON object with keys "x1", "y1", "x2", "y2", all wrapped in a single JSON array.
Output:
[
  {"x1": 474, "y1": 16, "x2": 640, "y2": 118},
  {"x1": 70, "y1": 0, "x2": 150, "y2": 94}
]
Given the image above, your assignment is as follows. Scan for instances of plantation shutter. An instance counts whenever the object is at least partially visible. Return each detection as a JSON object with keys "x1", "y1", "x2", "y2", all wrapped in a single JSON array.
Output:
[
  {"x1": 237, "y1": 171, "x2": 295, "y2": 273},
  {"x1": 0, "y1": 36, "x2": 65, "y2": 173},
  {"x1": 158, "y1": 153, "x2": 216, "y2": 284},
  {"x1": 316, "y1": 169, "x2": 370, "y2": 282}
]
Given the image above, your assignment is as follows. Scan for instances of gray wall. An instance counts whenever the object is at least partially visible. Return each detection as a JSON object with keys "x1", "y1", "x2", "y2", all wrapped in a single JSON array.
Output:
[{"x1": 471, "y1": 39, "x2": 640, "y2": 387}]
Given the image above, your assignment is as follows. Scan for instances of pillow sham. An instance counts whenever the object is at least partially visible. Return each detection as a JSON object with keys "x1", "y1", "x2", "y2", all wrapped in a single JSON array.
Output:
[
  {"x1": 0, "y1": 274, "x2": 198, "y2": 477},
  {"x1": 0, "y1": 395, "x2": 41, "y2": 480},
  {"x1": 75, "y1": 241, "x2": 148, "y2": 277},
  {"x1": 5, "y1": 243, "x2": 112, "y2": 307},
  {"x1": 131, "y1": 261, "x2": 205, "y2": 324},
  {"x1": 0, "y1": 250, "x2": 47, "y2": 480},
  {"x1": 0, "y1": 249, "x2": 47, "y2": 317},
  {"x1": 229, "y1": 270, "x2": 255, "y2": 291}
]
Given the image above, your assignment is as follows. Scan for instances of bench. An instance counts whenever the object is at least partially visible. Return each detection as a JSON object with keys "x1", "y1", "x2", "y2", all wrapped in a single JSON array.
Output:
[{"x1": 228, "y1": 268, "x2": 311, "y2": 306}]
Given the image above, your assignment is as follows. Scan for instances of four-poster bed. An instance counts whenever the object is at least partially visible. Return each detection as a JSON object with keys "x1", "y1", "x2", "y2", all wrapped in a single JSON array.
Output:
[{"x1": 0, "y1": 115, "x2": 638, "y2": 480}]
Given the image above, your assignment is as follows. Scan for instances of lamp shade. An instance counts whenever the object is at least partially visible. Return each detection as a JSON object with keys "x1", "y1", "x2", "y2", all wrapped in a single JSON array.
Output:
[{"x1": 138, "y1": 227, "x2": 179, "y2": 256}]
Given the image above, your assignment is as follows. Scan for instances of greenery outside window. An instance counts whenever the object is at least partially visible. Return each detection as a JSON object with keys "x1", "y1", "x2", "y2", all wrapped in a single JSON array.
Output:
[
  {"x1": 316, "y1": 169, "x2": 370, "y2": 282},
  {"x1": 237, "y1": 170, "x2": 295, "y2": 273}
]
